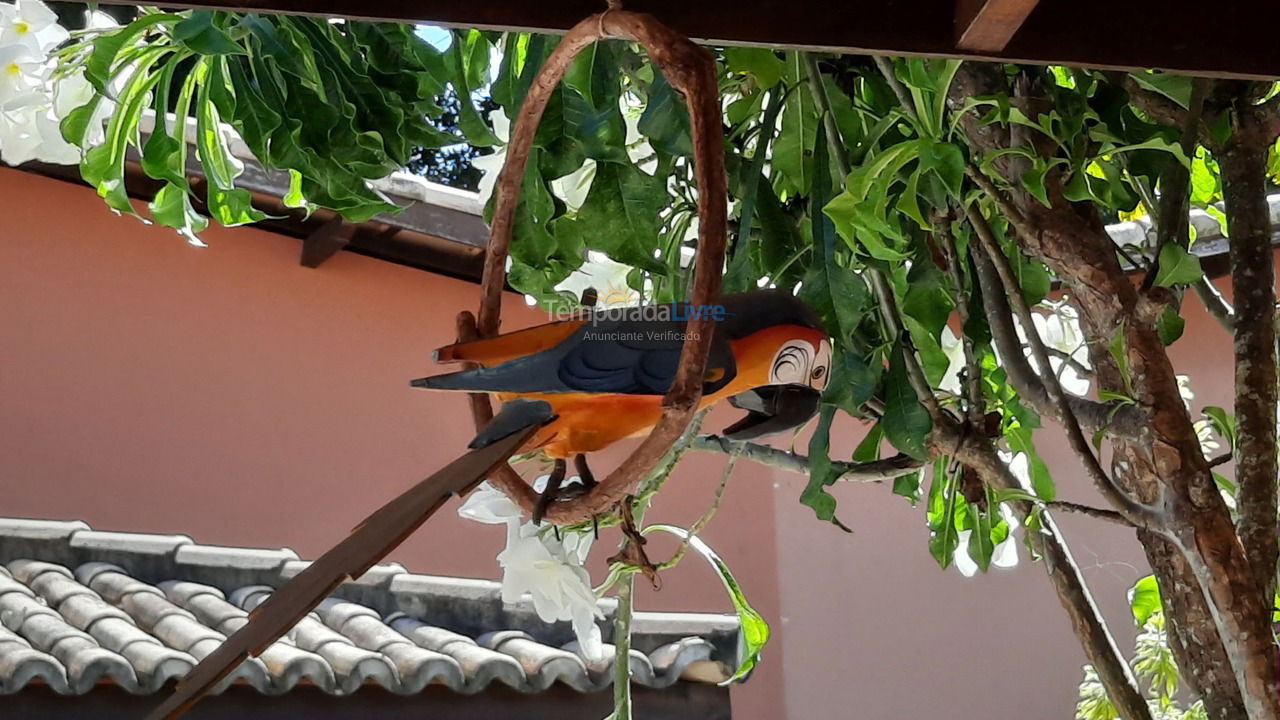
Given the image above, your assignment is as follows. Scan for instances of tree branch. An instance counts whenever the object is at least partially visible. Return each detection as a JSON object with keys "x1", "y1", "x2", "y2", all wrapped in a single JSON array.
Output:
[
  {"x1": 936, "y1": 212, "x2": 986, "y2": 427},
  {"x1": 969, "y1": 241, "x2": 1146, "y2": 438},
  {"x1": 967, "y1": 208, "x2": 1161, "y2": 529},
  {"x1": 1192, "y1": 278, "x2": 1235, "y2": 331},
  {"x1": 932, "y1": 419, "x2": 1154, "y2": 720},
  {"x1": 692, "y1": 434, "x2": 924, "y2": 482}
]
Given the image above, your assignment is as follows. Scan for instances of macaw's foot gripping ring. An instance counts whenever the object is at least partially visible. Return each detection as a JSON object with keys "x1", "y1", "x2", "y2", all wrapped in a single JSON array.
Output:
[{"x1": 534, "y1": 455, "x2": 601, "y2": 531}]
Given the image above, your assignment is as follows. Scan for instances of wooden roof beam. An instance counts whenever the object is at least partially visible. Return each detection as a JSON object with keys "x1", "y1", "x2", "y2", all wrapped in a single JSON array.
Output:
[{"x1": 956, "y1": 0, "x2": 1040, "y2": 52}]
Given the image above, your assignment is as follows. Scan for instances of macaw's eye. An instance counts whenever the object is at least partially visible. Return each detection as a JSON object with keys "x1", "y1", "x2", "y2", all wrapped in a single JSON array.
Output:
[{"x1": 809, "y1": 338, "x2": 833, "y2": 391}]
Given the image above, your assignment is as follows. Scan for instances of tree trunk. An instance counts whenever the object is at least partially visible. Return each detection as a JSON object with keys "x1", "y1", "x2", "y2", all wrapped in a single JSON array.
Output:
[
  {"x1": 1219, "y1": 108, "x2": 1278, "y2": 607},
  {"x1": 949, "y1": 63, "x2": 1280, "y2": 720}
]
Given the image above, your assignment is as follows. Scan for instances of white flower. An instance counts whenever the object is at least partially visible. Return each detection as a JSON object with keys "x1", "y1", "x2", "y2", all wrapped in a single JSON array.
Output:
[
  {"x1": 554, "y1": 251, "x2": 638, "y2": 307},
  {"x1": 0, "y1": 102, "x2": 75, "y2": 164},
  {"x1": 457, "y1": 481, "x2": 524, "y2": 525},
  {"x1": 497, "y1": 522, "x2": 604, "y2": 661},
  {"x1": 0, "y1": 43, "x2": 43, "y2": 109},
  {"x1": 1176, "y1": 374, "x2": 1195, "y2": 409},
  {"x1": 0, "y1": 105, "x2": 40, "y2": 163},
  {"x1": 458, "y1": 479, "x2": 605, "y2": 662},
  {"x1": 549, "y1": 158, "x2": 596, "y2": 213},
  {"x1": 938, "y1": 326, "x2": 968, "y2": 395},
  {"x1": 472, "y1": 107, "x2": 510, "y2": 206},
  {"x1": 0, "y1": 0, "x2": 69, "y2": 53}
]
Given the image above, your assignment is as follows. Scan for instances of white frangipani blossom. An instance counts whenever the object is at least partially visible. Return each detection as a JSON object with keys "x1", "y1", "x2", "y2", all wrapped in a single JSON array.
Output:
[
  {"x1": 0, "y1": 42, "x2": 41, "y2": 108},
  {"x1": 0, "y1": 0, "x2": 68, "y2": 53},
  {"x1": 549, "y1": 158, "x2": 596, "y2": 213},
  {"x1": 0, "y1": 2, "x2": 115, "y2": 166},
  {"x1": 554, "y1": 251, "x2": 639, "y2": 307},
  {"x1": 457, "y1": 479, "x2": 605, "y2": 662}
]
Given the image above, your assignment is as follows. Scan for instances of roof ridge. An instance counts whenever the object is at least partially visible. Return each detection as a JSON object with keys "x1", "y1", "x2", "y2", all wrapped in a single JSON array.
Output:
[{"x1": 0, "y1": 517, "x2": 740, "y2": 646}]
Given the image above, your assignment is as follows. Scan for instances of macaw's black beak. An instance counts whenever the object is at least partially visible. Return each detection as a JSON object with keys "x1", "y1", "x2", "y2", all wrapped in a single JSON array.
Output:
[{"x1": 722, "y1": 385, "x2": 822, "y2": 440}]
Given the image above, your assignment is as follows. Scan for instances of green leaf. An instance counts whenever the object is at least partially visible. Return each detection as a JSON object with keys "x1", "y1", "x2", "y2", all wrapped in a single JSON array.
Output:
[
  {"x1": 800, "y1": 125, "x2": 868, "y2": 348},
  {"x1": 882, "y1": 341, "x2": 932, "y2": 460},
  {"x1": 149, "y1": 182, "x2": 210, "y2": 242},
  {"x1": 445, "y1": 30, "x2": 500, "y2": 147},
  {"x1": 1153, "y1": 244, "x2": 1204, "y2": 287},
  {"x1": 1129, "y1": 72, "x2": 1193, "y2": 109},
  {"x1": 800, "y1": 405, "x2": 853, "y2": 531},
  {"x1": 772, "y1": 53, "x2": 818, "y2": 194},
  {"x1": 554, "y1": 161, "x2": 667, "y2": 273},
  {"x1": 1156, "y1": 306, "x2": 1186, "y2": 345},
  {"x1": 85, "y1": 13, "x2": 179, "y2": 93},
  {"x1": 643, "y1": 525, "x2": 771, "y2": 684},
  {"x1": 1021, "y1": 162, "x2": 1052, "y2": 208},
  {"x1": 853, "y1": 424, "x2": 884, "y2": 463},
  {"x1": 822, "y1": 351, "x2": 880, "y2": 417},
  {"x1": 725, "y1": 89, "x2": 786, "y2": 294},
  {"x1": 173, "y1": 11, "x2": 246, "y2": 56},
  {"x1": 892, "y1": 472, "x2": 921, "y2": 505},
  {"x1": 1128, "y1": 575, "x2": 1162, "y2": 626},
  {"x1": 638, "y1": 71, "x2": 692, "y2": 158},
  {"x1": 284, "y1": 169, "x2": 308, "y2": 209},
  {"x1": 1108, "y1": 321, "x2": 1134, "y2": 395},
  {"x1": 724, "y1": 47, "x2": 783, "y2": 89},
  {"x1": 207, "y1": 186, "x2": 268, "y2": 226},
  {"x1": 1202, "y1": 406, "x2": 1237, "y2": 451},
  {"x1": 1006, "y1": 424, "x2": 1055, "y2": 500},
  {"x1": 918, "y1": 141, "x2": 964, "y2": 196},
  {"x1": 967, "y1": 500, "x2": 996, "y2": 572},
  {"x1": 926, "y1": 462, "x2": 960, "y2": 569}
]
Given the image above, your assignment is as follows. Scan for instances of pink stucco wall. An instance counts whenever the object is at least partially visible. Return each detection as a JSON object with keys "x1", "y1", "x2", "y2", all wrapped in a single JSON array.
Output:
[{"x1": 0, "y1": 166, "x2": 1245, "y2": 718}]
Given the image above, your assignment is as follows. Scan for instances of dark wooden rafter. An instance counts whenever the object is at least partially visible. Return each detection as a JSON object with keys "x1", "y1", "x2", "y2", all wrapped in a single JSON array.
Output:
[
  {"x1": 299, "y1": 215, "x2": 355, "y2": 267},
  {"x1": 955, "y1": 0, "x2": 1040, "y2": 52},
  {"x1": 112, "y1": 0, "x2": 1280, "y2": 79}
]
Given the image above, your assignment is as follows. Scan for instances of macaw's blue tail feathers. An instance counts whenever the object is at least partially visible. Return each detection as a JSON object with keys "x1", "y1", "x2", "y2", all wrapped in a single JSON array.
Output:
[{"x1": 468, "y1": 399, "x2": 557, "y2": 449}]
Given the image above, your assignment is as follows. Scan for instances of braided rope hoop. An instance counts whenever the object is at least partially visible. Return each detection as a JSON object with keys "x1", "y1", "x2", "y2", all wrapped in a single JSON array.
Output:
[{"x1": 462, "y1": 10, "x2": 728, "y2": 524}]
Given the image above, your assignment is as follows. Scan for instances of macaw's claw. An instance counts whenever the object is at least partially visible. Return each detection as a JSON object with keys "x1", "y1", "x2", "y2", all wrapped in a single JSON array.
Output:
[{"x1": 532, "y1": 455, "x2": 599, "y2": 526}]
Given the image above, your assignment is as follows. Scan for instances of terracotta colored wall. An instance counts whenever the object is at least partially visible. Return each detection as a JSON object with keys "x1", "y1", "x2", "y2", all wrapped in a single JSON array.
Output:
[
  {"x1": 0, "y1": 169, "x2": 784, "y2": 719},
  {"x1": 0, "y1": 166, "x2": 1245, "y2": 718}
]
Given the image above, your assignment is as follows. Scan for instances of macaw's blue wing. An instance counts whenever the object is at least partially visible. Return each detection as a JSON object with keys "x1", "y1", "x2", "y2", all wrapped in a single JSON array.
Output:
[{"x1": 411, "y1": 315, "x2": 737, "y2": 396}]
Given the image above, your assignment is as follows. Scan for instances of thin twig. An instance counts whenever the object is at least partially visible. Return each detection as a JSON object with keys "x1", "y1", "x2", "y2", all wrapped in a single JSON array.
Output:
[
  {"x1": 935, "y1": 213, "x2": 985, "y2": 427},
  {"x1": 654, "y1": 453, "x2": 739, "y2": 572},
  {"x1": 1046, "y1": 500, "x2": 1135, "y2": 527}
]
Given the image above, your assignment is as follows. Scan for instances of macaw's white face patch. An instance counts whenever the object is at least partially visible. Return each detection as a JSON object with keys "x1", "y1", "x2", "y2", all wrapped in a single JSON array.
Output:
[{"x1": 769, "y1": 338, "x2": 832, "y2": 390}]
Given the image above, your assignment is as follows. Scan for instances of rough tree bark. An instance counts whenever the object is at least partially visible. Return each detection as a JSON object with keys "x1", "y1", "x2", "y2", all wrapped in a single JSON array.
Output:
[
  {"x1": 949, "y1": 64, "x2": 1280, "y2": 720},
  {"x1": 1217, "y1": 93, "x2": 1279, "y2": 608}
]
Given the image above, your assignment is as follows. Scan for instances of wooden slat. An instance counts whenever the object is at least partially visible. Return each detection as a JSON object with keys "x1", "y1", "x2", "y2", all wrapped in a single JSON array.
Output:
[
  {"x1": 299, "y1": 215, "x2": 354, "y2": 268},
  {"x1": 956, "y1": 0, "x2": 1040, "y2": 52},
  {"x1": 104, "y1": 0, "x2": 1280, "y2": 79}
]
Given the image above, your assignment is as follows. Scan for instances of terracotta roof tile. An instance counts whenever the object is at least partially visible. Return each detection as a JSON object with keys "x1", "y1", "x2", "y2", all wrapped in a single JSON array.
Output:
[{"x1": 0, "y1": 518, "x2": 740, "y2": 698}]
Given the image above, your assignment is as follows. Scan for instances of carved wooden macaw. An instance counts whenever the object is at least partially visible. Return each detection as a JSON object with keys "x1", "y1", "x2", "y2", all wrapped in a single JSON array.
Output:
[
  {"x1": 412, "y1": 289, "x2": 832, "y2": 522},
  {"x1": 150, "y1": 290, "x2": 829, "y2": 720}
]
